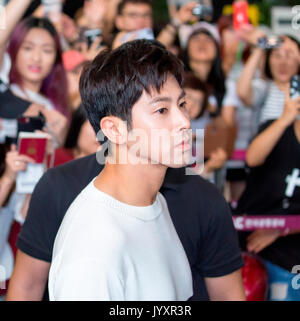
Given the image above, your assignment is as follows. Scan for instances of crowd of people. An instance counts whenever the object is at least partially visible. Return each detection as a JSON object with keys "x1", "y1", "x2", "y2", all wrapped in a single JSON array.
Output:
[{"x1": 0, "y1": 0, "x2": 300, "y2": 301}]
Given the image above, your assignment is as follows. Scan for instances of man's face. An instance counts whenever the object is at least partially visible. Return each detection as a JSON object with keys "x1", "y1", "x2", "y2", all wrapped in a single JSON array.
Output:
[
  {"x1": 116, "y1": 3, "x2": 153, "y2": 32},
  {"x1": 124, "y1": 75, "x2": 192, "y2": 168}
]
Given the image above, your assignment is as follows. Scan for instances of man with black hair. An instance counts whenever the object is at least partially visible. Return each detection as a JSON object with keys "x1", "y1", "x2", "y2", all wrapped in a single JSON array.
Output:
[
  {"x1": 6, "y1": 40, "x2": 245, "y2": 302},
  {"x1": 48, "y1": 39, "x2": 195, "y2": 300}
]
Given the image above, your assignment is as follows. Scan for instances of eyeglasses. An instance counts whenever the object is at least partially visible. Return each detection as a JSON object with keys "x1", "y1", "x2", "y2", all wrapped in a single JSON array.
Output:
[{"x1": 122, "y1": 12, "x2": 152, "y2": 20}]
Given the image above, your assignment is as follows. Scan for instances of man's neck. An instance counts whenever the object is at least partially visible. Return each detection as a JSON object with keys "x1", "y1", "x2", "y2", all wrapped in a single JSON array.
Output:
[{"x1": 94, "y1": 161, "x2": 167, "y2": 207}]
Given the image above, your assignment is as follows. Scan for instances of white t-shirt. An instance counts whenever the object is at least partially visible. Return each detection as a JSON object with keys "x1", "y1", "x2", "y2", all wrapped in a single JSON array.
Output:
[{"x1": 49, "y1": 178, "x2": 193, "y2": 301}]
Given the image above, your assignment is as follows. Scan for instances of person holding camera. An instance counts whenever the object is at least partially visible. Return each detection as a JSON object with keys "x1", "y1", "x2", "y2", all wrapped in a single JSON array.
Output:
[
  {"x1": 235, "y1": 86, "x2": 300, "y2": 301},
  {"x1": 237, "y1": 25, "x2": 300, "y2": 132}
]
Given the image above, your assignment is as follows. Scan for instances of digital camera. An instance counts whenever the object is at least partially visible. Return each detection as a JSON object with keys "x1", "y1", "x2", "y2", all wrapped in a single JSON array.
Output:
[
  {"x1": 192, "y1": 4, "x2": 213, "y2": 21},
  {"x1": 257, "y1": 36, "x2": 283, "y2": 50}
]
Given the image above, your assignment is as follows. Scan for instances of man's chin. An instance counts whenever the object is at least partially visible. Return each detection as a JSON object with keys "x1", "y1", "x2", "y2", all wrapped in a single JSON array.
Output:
[{"x1": 164, "y1": 158, "x2": 194, "y2": 169}]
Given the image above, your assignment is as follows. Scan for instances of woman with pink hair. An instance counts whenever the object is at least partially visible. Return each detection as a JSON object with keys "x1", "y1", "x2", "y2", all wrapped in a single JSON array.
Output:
[{"x1": 0, "y1": 0, "x2": 69, "y2": 146}]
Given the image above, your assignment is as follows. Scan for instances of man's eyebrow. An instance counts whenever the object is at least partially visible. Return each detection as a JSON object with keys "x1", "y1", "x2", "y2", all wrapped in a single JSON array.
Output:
[
  {"x1": 178, "y1": 90, "x2": 186, "y2": 102},
  {"x1": 149, "y1": 91, "x2": 186, "y2": 105}
]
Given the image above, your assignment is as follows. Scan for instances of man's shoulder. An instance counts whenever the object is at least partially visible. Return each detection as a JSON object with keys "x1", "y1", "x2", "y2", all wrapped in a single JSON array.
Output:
[{"x1": 53, "y1": 185, "x2": 128, "y2": 260}]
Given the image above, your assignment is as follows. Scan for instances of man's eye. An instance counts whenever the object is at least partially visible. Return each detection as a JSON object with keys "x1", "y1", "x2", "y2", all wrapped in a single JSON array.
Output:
[{"x1": 156, "y1": 108, "x2": 168, "y2": 114}]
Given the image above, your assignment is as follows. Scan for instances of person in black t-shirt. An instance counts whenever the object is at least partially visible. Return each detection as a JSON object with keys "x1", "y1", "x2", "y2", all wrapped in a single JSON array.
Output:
[
  {"x1": 5, "y1": 153, "x2": 244, "y2": 301},
  {"x1": 236, "y1": 88, "x2": 300, "y2": 300}
]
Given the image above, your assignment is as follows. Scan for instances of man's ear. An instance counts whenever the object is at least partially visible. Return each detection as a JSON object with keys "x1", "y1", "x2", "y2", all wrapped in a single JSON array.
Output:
[{"x1": 100, "y1": 116, "x2": 128, "y2": 145}]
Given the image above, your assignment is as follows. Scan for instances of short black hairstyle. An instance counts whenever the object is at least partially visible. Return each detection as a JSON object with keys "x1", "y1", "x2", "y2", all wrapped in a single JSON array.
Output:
[
  {"x1": 64, "y1": 105, "x2": 88, "y2": 150},
  {"x1": 265, "y1": 35, "x2": 300, "y2": 80},
  {"x1": 79, "y1": 39, "x2": 184, "y2": 135},
  {"x1": 117, "y1": 0, "x2": 153, "y2": 15}
]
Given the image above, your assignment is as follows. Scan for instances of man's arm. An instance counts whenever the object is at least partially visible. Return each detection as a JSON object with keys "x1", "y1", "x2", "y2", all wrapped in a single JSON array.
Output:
[
  {"x1": 205, "y1": 270, "x2": 246, "y2": 301},
  {"x1": 5, "y1": 250, "x2": 50, "y2": 301}
]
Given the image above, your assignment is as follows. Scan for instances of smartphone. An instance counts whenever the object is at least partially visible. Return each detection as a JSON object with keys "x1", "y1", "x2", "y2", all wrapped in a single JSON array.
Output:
[
  {"x1": 17, "y1": 113, "x2": 46, "y2": 137},
  {"x1": 83, "y1": 28, "x2": 103, "y2": 48},
  {"x1": 290, "y1": 75, "x2": 300, "y2": 99},
  {"x1": 42, "y1": 0, "x2": 62, "y2": 23},
  {"x1": 233, "y1": 0, "x2": 249, "y2": 30}
]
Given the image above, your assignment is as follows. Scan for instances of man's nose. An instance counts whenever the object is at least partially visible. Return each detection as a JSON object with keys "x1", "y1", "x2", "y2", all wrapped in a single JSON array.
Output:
[{"x1": 174, "y1": 106, "x2": 191, "y2": 131}]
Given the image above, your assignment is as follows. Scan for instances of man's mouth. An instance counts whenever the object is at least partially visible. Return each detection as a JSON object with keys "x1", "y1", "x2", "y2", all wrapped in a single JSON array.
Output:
[{"x1": 178, "y1": 140, "x2": 191, "y2": 151}]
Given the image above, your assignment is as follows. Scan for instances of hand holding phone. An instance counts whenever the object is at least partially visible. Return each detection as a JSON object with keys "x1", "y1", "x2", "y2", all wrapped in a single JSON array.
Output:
[
  {"x1": 82, "y1": 28, "x2": 103, "y2": 49},
  {"x1": 233, "y1": 0, "x2": 249, "y2": 30},
  {"x1": 280, "y1": 82, "x2": 300, "y2": 125},
  {"x1": 16, "y1": 132, "x2": 48, "y2": 194},
  {"x1": 192, "y1": 2, "x2": 213, "y2": 22}
]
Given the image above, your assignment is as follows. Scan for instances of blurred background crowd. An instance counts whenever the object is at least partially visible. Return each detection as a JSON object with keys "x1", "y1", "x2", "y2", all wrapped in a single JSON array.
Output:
[{"x1": 0, "y1": 0, "x2": 300, "y2": 301}]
